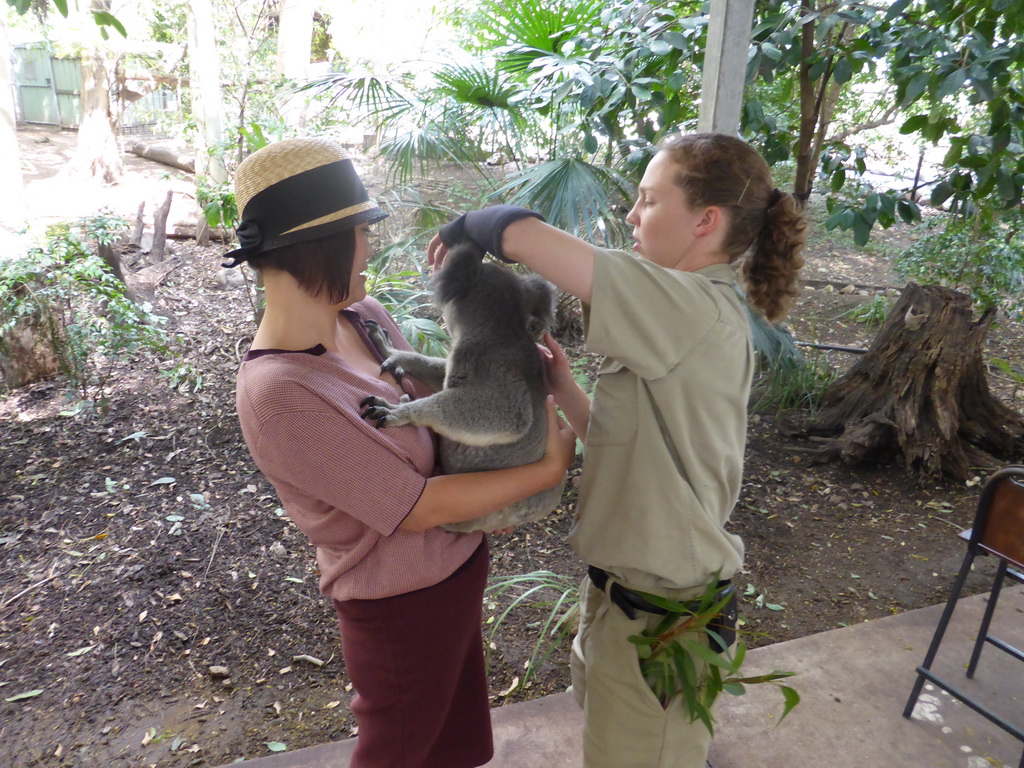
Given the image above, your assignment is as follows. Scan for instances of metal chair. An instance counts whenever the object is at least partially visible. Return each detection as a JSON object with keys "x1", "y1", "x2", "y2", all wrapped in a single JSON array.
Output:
[{"x1": 903, "y1": 465, "x2": 1024, "y2": 768}]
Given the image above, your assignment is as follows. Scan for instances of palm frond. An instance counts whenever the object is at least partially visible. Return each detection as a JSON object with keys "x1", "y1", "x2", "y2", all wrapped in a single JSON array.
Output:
[
  {"x1": 430, "y1": 64, "x2": 534, "y2": 163},
  {"x1": 294, "y1": 72, "x2": 414, "y2": 131},
  {"x1": 494, "y1": 157, "x2": 633, "y2": 244},
  {"x1": 476, "y1": 0, "x2": 605, "y2": 74},
  {"x1": 377, "y1": 125, "x2": 487, "y2": 186},
  {"x1": 435, "y1": 63, "x2": 522, "y2": 113}
]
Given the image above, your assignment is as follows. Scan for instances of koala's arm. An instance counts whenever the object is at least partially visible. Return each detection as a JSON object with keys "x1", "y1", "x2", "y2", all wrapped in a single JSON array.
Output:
[
  {"x1": 361, "y1": 379, "x2": 535, "y2": 446},
  {"x1": 363, "y1": 319, "x2": 447, "y2": 391},
  {"x1": 383, "y1": 352, "x2": 447, "y2": 392}
]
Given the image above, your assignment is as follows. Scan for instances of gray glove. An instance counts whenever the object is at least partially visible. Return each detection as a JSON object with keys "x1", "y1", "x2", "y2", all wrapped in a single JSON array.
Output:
[{"x1": 439, "y1": 205, "x2": 545, "y2": 263}]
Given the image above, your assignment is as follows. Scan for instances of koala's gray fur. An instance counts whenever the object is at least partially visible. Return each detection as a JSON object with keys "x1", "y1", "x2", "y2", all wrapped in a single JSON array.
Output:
[{"x1": 360, "y1": 241, "x2": 564, "y2": 533}]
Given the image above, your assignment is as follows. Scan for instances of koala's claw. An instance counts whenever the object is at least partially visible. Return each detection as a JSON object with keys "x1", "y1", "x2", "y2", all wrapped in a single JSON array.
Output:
[
  {"x1": 381, "y1": 358, "x2": 405, "y2": 382},
  {"x1": 359, "y1": 399, "x2": 392, "y2": 429},
  {"x1": 363, "y1": 319, "x2": 388, "y2": 341}
]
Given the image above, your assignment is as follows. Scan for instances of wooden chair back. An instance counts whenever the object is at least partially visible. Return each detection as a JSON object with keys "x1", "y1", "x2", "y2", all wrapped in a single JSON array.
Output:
[{"x1": 974, "y1": 466, "x2": 1024, "y2": 570}]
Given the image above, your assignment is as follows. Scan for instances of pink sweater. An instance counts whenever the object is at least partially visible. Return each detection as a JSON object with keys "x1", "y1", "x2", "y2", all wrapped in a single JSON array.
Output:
[{"x1": 236, "y1": 297, "x2": 483, "y2": 600}]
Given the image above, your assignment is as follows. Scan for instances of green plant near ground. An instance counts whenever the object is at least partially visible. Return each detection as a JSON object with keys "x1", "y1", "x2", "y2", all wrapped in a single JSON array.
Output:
[
  {"x1": 484, "y1": 570, "x2": 580, "y2": 692},
  {"x1": 161, "y1": 361, "x2": 205, "y2": 395},
  {"x1": 894, "y1": 217, "x2": 1024, "y2": 320},
  {"x1": 839, "y1": 293, "x2": 893, "y2": 328},
  {"x1": 0, "y1": 214, "x2": 169, "y2": 414},
  {"x1": 628, "y1": 579, "x2": 799, "y2": 735},
  {"x1": 750, "y1": 351, "x2": 837, "y2": 417},
  {"x1": 989, "y1": 356, "x2": 1024, "y2": 406}
]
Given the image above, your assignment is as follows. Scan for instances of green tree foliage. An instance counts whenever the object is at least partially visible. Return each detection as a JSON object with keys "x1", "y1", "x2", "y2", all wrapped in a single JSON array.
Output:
[
  {"x1": 745, "y1": 0, "x2": 1024, "y2": 244},
  {"x1": 6, "y1": 0, "x2": 126, "y2": 37},
  {"x1": 893, "y1": 215, "x2": 1024, "y2": 320},
  {"x1": 299, "y1": 0, "x2": 709, "y2": 241}
]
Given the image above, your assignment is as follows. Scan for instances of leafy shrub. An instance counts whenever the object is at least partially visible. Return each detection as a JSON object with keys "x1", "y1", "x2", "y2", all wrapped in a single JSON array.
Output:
[
  {"x1": 894, "y1": 218, "x2": 1024, "y2": 320},
  {"x1": 0, "y1": 213, "x2": 169, "y2": 414},
  {"x1": 197, "y1": 177, "x2": 238, "y2": 231},
  {"x1": 750, "y1": 352, "x2": 837, "y2": 416},
  {"x1": 839, "y1": 294, "x2": 894, "y2": 328},
  {"x1": 366, "y1": 237, "x2": 449, "y2": 357}
]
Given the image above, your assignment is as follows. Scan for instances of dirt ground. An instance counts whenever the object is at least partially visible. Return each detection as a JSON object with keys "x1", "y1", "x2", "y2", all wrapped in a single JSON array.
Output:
[{"x1": 1, "y1": 126, "x2": 1023, "y2": 768}]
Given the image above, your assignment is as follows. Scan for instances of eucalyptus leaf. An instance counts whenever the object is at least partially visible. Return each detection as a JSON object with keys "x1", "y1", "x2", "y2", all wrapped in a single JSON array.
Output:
[{"x1": 6, "y1": 689, "x2": 43, "y2": 702}]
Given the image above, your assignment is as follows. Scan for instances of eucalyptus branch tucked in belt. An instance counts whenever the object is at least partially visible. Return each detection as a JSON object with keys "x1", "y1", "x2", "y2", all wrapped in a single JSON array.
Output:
[{"x1": 590, "y1": 566, "x2": 800, "y2": 735}]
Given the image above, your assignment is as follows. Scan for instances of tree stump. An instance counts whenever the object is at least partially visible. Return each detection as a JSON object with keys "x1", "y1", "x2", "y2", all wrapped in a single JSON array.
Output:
[
  {"x1": 803, "y1": 282, "x2": 1024, "y2": 479},
  {"x1": 150, "y1": 191, "x2": 173, "y2": 264},
  {"x1": 0, "y1": 311, "x2": 60, "y2": 390},
  {"x1": 131, "y1": 201, "x2": 146, "y2": 247}
]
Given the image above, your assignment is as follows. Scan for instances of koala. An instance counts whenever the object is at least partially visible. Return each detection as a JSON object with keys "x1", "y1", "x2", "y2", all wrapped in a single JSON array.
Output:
[{"x1": 359, "y1": 241, "x2": 564, "y2": 533}]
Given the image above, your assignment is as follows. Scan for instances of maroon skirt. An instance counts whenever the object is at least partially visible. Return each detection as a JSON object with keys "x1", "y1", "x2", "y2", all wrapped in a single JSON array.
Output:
[{"x1": 333, "y1": 541, "x2": 493, "y2": 768}]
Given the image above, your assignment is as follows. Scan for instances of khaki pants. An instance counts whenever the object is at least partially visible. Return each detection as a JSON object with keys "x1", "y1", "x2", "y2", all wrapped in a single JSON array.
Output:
[{"x1": 570, "y1": 576, "x2": 719, "y2": 768}]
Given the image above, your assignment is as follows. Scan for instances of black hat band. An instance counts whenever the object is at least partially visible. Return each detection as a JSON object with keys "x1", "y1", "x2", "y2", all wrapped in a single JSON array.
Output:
[{"x1": 222, "y1": 158, "x2": 387, "y2": 267}]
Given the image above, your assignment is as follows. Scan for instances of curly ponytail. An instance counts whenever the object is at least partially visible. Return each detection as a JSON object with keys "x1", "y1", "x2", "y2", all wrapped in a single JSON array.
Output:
[
  {"x1": 659, "y1": 133, "x2": 806, "y2": 322},
  {"x1": 742, "y1": 190, "x2": 805, "y2": 322}
]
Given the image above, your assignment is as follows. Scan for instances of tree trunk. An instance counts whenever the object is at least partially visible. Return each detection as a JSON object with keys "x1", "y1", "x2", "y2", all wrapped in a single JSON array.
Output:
[
  {"x1": 276, "y1": 0, "x2": 314, "y2": 131},
  {"x1": 73, "y1": 24, "x2": 123, "y2": 184},
  {"x1": 0, "y1": 309, "x2": 60, "y2": 389},
  {"x1": 188, "y1": 0, "x2": 227, "y2": 246},
  {"x1": 793, "y1": 1, "x2": 817, "y2": 207},
  {"x1": 131, "y1": 201, "x2": 146, "y2": 246},
  {"x1": 802, "y1": 283, "x2": 1024, "y2": 479}
]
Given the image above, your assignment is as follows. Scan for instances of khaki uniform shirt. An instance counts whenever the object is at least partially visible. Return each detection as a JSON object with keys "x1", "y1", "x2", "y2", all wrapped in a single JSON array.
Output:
[{"x1": 568, "y1": 247, "x2": 752, "y2": 593}]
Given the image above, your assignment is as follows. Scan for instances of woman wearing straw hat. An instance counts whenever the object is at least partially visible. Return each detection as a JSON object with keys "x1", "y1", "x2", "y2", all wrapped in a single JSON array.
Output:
[{"x1": 225, "y1": 137, "x2": 575, "y2": 768}]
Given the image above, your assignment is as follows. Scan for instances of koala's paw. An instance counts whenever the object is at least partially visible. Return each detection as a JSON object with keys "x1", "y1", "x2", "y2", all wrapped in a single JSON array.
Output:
[
  {"x1": 359, "y1": 396, "x2": 396, "y2": 428},
  {"x1": 380, "y1": 356, "x2": 405, "y2": 383},
  {"x1": 359, "y1": 395, "x2": 411, "y2": 428},
  {"x1": 363, "y1": 318, "x2": 387, "y2": 342}
]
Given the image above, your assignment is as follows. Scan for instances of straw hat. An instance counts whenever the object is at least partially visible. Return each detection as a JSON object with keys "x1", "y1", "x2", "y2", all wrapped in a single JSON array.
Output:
[{"x1": 222, "y1": 137, "x2": 388, "y2": 267}]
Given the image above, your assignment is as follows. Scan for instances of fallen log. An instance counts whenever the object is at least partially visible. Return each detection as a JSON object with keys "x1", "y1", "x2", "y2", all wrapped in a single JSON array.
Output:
[{"x1": 128, "y1": 142, "x2": 195, "y2": 174}]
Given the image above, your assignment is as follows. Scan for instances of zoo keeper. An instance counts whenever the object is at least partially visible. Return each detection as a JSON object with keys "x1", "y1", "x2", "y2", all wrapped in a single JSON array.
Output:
[{"x1": 428, "y1": 131, "x2": 806, "y2": 768}]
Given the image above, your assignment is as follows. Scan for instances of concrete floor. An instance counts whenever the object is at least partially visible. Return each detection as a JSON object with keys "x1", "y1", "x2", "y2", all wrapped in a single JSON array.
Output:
[{"x1": 220, "y1": 585, "x2": 1024, "y2": 768}]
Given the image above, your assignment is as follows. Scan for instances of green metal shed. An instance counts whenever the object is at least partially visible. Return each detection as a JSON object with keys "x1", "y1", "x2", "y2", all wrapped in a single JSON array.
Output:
[{"x1": 13, "y1": 46, "x2": 82, "y2": 128}]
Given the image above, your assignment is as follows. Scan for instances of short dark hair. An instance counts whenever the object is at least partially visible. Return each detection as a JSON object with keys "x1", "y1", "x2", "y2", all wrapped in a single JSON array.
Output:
[{"x1": 250, "y1": 228, "x2": 356, "y2": 304}]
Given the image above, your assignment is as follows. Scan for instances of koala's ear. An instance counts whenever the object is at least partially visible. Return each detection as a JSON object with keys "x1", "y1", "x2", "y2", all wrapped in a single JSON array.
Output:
[
  {"x1": 521, "y1": 275, "x2": 556, "y2": 335},
  {"x1": 434, "y1": 242, "x2": 485, "y2": 304}
]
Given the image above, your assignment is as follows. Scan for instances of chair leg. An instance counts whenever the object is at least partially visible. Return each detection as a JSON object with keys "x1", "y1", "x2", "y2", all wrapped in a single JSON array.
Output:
[
  {"x1": 903, "y1": 551, "x2": 976, "y2": 719},
  {"x1": 967, "y1": 560, "x2": 1007, "y2": 679}
]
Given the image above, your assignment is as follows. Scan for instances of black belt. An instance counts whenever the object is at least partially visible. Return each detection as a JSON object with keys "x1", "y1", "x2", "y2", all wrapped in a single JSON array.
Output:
[
  {"x1": 588, "y1": 566, "x2": 737, "y2": 653},
  {"x1": 588, "y1": 565, "x2": 732, "y2": 621}
]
